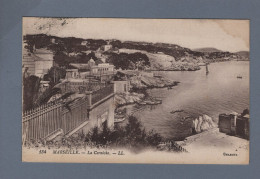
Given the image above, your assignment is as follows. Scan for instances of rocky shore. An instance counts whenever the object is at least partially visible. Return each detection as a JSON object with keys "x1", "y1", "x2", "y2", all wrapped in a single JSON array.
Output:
[
  {"x1": 154, "y1": 62, "x2": 201, "y2": 71},
  {"x1": 130, "y1": 75, "x2": 179, "y2": 90},
  {"x1": 191, "y1": 114, "x2": 216, "y2": 134},
  {"x1": 115, "y1": 92, "x2": 145, "y2": 107},
  {"x1": 114, "y1": 74, "x2": 179, "y2": 107}
]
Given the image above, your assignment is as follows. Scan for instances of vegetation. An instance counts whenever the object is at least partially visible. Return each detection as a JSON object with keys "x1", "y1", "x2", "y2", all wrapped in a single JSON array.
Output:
[
  {"x1": 53, "y1": 51, "x2": 98, "y2": 68},
  {"x1": 106, "y1": 52, "x2": 150, "y2": 70},
  {"x1": 24, "y1": 115, "x2": 189, "y2": 153},
  {"x1": 43, "y1": 66, "x2": 66, "y2": 86},
  {"x1": 241, "y1": 108, "x2": 249, "y2": 116},
  {"x1": 110, "y1": 40, "x2": 204, "y2": 60},
  {"x1": 23, "y1": 75, "x2": 41, "y2": 111},
  {"x1": 23, "y1": 66, "x2": 66, "y2": 111},
  {"x1": 25, "y1": 116, "x2": 164, "y2": 152},
  {"x1": 84, "y1": 116, "x2": 163, "y2": 151},
  {"x1": 24, "y1": 34, "x2": 248, "y2": 69}
]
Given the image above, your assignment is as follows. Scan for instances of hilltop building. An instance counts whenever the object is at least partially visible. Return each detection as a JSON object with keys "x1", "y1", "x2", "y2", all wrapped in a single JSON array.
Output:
[
  {"x1": 103, "y1": 44, "x2": 112, "y2": 51},
  {"x1": 101, "y1": 41, "x2": 113, "y2": 51},
  {"x1": 50, "y1": 38, "x2": 56, "y2": 44},
  {"x1": 81, "y1": 41, "x2": 88, "y2": 46}
]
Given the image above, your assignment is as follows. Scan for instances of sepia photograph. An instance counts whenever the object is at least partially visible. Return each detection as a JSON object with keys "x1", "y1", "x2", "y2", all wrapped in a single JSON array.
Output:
[{"x1": 22, "y1": 17, "x2": 249, "y2": 164}]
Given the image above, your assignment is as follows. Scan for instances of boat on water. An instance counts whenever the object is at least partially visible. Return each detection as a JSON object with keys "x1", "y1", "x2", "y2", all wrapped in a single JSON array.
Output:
[
  {"x1": 138, "y1": 99, "x2": 162, "y2": 105},
  {"x1": 137, "y1": 101, "x2": 147, "y2": 105},
  {"x1": 114, "y1": 117, "x2": 126, "y2": 123},
  {"x1": 170, "y1": 109, "x2": 184, "y2": 114},
  {"x1": 146, "y1": 99, "x2": 162, "y2": 105}
]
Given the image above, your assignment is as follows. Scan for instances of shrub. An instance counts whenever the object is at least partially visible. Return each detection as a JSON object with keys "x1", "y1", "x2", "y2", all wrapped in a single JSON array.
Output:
[{"x1": 85, "y1": 116, "x2": 163, "y2": 150}]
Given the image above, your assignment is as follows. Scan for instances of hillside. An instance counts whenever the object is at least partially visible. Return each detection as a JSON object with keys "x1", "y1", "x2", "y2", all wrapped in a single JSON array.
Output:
[
  {"x1": 118, "y1": 48, "x2": 200, "y2": 71},
  {"x1": 118, "y1": 49, "x2": 175, "y2": 69},
  {"x1": 23, "y1": 34, "x2": 247, "y2": 71},
  {"x1": 236, "y1": 51, "x2": 249, "y2": 58},
  {"x1": 193, "y1": 48, "x2": 222, "y2": 53}
]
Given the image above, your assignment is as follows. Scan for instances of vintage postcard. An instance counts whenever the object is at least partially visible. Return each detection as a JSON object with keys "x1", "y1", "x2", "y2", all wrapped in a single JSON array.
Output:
[{"x1": 22, "y1": 17, "x2": 249, "y2": 164}]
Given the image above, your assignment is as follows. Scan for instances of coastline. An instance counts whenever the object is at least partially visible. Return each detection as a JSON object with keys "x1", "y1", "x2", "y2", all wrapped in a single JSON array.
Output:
[
  {"x1": 115, "y1": 74, "x2": 179, "y2": 108},
  {"x1": 115, "y1": 60, "x2": 249, "y2": 142}
]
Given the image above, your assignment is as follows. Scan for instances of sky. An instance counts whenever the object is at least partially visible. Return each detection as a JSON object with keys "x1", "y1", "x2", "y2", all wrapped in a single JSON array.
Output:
[{"x1": 23, "y1": 18, "x2": 249, "y2": 52}]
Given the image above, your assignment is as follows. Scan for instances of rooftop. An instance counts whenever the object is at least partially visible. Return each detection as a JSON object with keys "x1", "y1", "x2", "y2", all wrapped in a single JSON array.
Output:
[
  {"x1": 66, "y1": 69, "x2": 79, "y2": 72},
  {"x1": 69, "y1": 63, "x2": 90, "y2": 70},
  {"x1": 117, "y1": 70, "x2": 140, "y2": 76},
  {"x1": 32, "y1": 54, "x2": 53, "y2": 61},
  {"x1": 34, "y1": 48, "x2": 53, "y2": 54}
]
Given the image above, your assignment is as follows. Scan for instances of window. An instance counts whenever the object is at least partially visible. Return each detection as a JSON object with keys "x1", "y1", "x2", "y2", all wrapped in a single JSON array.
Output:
[{"x1": 124, "y1": 84, "x2": 127, "y2": 92}]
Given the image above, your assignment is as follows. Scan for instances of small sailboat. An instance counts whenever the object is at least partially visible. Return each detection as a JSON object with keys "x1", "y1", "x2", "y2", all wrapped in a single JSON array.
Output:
[
  {"x1": 237, "y1": 75, "x2": 243, "y2": 79},
  {"x1": 138, "y1": 99, "x2": 162, "y2": 105}
]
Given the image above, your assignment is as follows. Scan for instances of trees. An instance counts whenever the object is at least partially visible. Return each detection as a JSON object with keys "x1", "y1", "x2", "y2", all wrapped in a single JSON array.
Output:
[
  {"x1": 53, "y1": 51, "x2": 71, "y2": 67},
  {"x1": 23, "y1": 75, "x2": 41, "y2": 111},
  {"x1": 106, "y1": 52, "x2": 150, "y2": 70},
  {"x1": 44, "y1": 66, "x2": 66, "y2": 86},
  {"x1": 85, "y1": 116, "x2": 163, "y2": 150}
]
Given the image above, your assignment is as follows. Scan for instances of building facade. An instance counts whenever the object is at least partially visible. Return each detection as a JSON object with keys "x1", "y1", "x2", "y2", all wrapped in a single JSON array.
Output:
[
  {"x1": 81, "y1": 41, "x2": 88, "y2": 46},
  {"x1": 91, "y1": 63, "x2": 114, "y2": 75},
  {"x1": 236, "y1": 114, "x2": 249, "y2": 139},
  {"x1": 113, "y1": 81, "x2": 130, "y2": 93},
  {"x1": 219, "y1": 114, "x2": 232, "y2": 134},
  {"x1": 65, "y1": 69, "x2": 80, "y2": 79},
  {"x1": 219, "y1": 112, "x2": 249, "y2": 139},
  {"x1": 103, "y1": 44, "x2": 112, "y2": 51}
]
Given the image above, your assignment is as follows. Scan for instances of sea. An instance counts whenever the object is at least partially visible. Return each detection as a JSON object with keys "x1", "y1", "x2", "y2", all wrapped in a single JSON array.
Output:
[{"x1": 121, "y1": 61, "x2": 250, "y2": 140}]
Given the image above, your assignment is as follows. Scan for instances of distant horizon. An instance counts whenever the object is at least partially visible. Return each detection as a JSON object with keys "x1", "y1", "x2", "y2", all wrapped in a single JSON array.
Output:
[{"x1": 23, "y1": 18, "x2": 250, "y2": 53}]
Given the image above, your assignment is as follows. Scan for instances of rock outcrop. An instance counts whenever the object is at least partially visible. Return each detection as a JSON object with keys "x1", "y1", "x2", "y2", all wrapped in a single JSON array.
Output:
[
  {"x1": 130, "y1": 75, "x2": 179, "y2": 90},
  {"x1": 115, "y1": 92, "x2": 145, "y2": 107},
  {"x1": 166, "y1": 62, "x2": 201, "y2": 71},
  {"x1": 192, "y1": 115, "x2": 216, "y2": 133}
]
